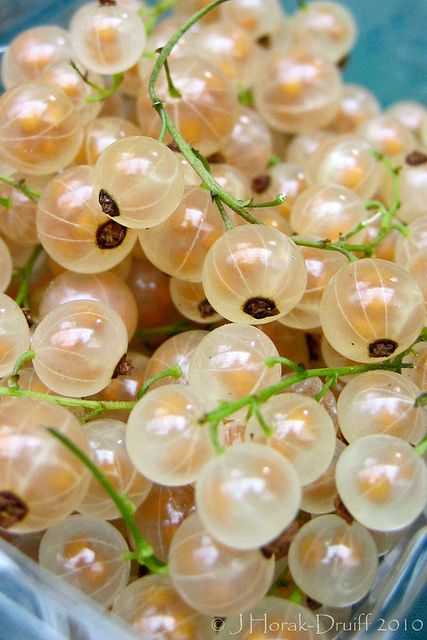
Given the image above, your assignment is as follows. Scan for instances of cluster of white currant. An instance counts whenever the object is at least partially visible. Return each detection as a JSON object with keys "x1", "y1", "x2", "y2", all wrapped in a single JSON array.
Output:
[{"x1": 0, "y1": 0, "x2": 427, "y2": 638}]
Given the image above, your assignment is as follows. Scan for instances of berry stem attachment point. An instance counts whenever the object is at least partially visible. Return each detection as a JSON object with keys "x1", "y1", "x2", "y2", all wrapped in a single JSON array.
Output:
[
  {"x1": 244, "y1": 194, "x2": 286, "y2": 209},
  {"x1": 8, "y1": 350, "x2": 35, "y2": 390},
  {"x1": 160, "y1": 55, "x2": 182, "y2": 99},
  {"x1": 212, "y1": 193, "x2": 234, "y2": 231},
  {"x1": 70, "y1": 60, "x2": 124, "y2": 104},
  {"x1": 315, "y1": 374, "x2": 337, "y2": 402},
  {"x1": 251, "y1": 399, "x2": 273, "y2": 438},
  {"x1": 137, "y1": 364, "x2": 182, "y2": 400},
  {"x1": 293, "y1": 237, "x2": 358, "y2": 263},
  {"x1": 415, "y1": 434, "x2": 427, "y2": 457}
]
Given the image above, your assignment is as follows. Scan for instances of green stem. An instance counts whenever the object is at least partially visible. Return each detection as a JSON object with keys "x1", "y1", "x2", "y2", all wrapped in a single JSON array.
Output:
[
  {"x1": 70, "y1": 60, "x2": 124, "y2": 104},
  {"x1": 248, "y1": 195, "x2": 286, "y2": 209},
  {"x1": 414, "y1": 393, "x2": 427, "y2": 408},
  {"x1": 0, "y1": 175, "x2": 40, "y2": 203},
  {"x1": 148, "y1": 0, "x2": 275, "y2": 226},
  {"x1": 251, "y1": 399, "x2": 273, "y2": 437},
  {"x1": 47, "y1": 427, "x2": 168, "y2": 573},
  {"x1": 0, "y1": 196, "x2": 12, "y2": 209},
  {"x1": 85, "y1": 73, "x2": 124, "y2": 104},
  {"x1": 8, "y1": 351, "x2": 35, "y2": 390},
  {"x1": 293, "y1": 152, "x2": 403, "y2": 261},
  {"x1": 277, "y1": 358, "x2": 306, "y2": 375},
  {"x1": 415, "y1": 435, "x2": 427, "y2": 457},
  {"x1": 137, "y1": 364, "x2": 182, "y2": 400},
  {"x1": 80, "y1": 406, "x2": 104, "y2": 424},
  {"x1": 339, "y1": 211, "x2": 382, "y2": 242},
  {"x1": 135, "y1": 320, "x2": 194, "y2": 338},
  {"x1": 0, "y1": 385, "x2": 136, "y2": 411},
  {"x1": 237, "y1": 85, "x2": 254, "y2": 108},
  {"x1": 140, "y1": 0, "x2": 180, "y2": 37},
  {"x1": 162, "y1": 56, "x2": 182, "y2": 98},
  {"x1": 201, "y1": 359, "x2": 414, "y2": 451},
  {"x1": 293, "y1": 237, "x2": 358, "y2": 263},
  {"x1": 15, "y1": 244, "x2": 43, "y2": 308},
  {"x1": 315, "y1": 374, "x2": 337, "y2": 402},
  {"x1": 267, "y1": 155, "x2": 280, "y2": 169},
  {"x1": 0, "y1": 360, "x2": 186, "y2": 414},
  {"x1": 212, "y1": 194, "x2": 234, "y2": 231}
]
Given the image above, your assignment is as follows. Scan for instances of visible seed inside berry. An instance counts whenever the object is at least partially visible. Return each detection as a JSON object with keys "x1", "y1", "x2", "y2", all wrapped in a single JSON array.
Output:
[
  {"x1": 198, "y1": 298, "x2": 216, "y2": 318},
  {"x1": 0, "y1": 491, "x2": 28, "y2": 529},
  {"x1": 243, "y1": 297, "x2": 280, "y2": 319},
  {"x1": 251, "y1": 174, "x2": 271, "y2": 194},
  {"x1": 368, "y1": 339, "x2": 398, "y2": 358},
  {"x1": 406, "y1": 150, "x2": 427, "y2": 166},
  {"x1": 96, "y1": 220, "x2": 127, "y2": 249},
  {"x1": 99, "y1": 189, "x2": 120, "y2": 218}
]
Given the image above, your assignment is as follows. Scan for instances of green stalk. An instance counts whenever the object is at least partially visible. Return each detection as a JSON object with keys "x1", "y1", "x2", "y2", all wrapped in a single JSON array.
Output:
[
  {"x1": 8, "y1": 350, "x2": 35, "y2": 390},
  {"x1": 137, "y1": 364, "x2": 182, "y2": 400},
  {"x1": 47, "y1": 427, "x2": 168, "y2": 573},
  {"x1": 15, "y1": 244, "x2": 43, "y2": 309},
  {"x1": 0, "y1": 385, "x2": 136, "y2": 412},
  {"x1": 0, "y1": 175, "x2": 40, "y2": 203},
  {"x1": 201, "y1": 358, "x2": 414, "y2": 454}
]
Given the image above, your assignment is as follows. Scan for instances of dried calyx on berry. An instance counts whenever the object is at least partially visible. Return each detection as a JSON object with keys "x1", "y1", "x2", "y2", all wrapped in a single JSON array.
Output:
[
  {"x1": 243, "y1": 297, "x2": 280, "y2": 320},
  {"x1": 368, "y1": 339, "x2": 398, "y2": 358},
  {"x1": 251, "y1": 174, "x2": 271, "y2": 194},
  {"x1": 406, "y1": 150, "x2": 427, "y2": 166},
  {"x1": 96, "y1": 220, "x2": 127, "y2": 249},
  {"x1": 0, "y1": 491, "x2": 28, "y2": 529},
  {"x1": 198, "y1": 298, "x2": 216, "y2": 319},
  {"x1": 99, "y1": 189, "x2": 120, "y2": 218}
]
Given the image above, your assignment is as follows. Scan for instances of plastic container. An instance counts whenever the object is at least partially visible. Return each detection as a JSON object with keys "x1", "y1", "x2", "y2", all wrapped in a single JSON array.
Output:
[{"x1": 0, "y1": 2, "x2": 426, "y2": 639}]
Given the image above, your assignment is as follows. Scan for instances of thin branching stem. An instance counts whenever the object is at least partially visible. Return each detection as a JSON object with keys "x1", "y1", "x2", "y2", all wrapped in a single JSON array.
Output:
[
  {"x1": 148, "y1": 0, "x2": 284, "y2": 225},
  {"x1": 200, "y1": 357, "x2": 414, "y2": 454},
  {"x1": 15, "y1": 244, "x2": 43, "y2": 309},
  {"x1": 0, "y1": 175, "x2": 40, "y2": 203},
  {"x1": 8, "y1": 350, "x2": 35, "y2": 390},
  {"x1": 137, "y1": 364, "x2": 182, "y2": 400},
  {"x1": 47, "y1": 427, "x2": 168, "y2": 573},
  {"x1": 70, "y1": 60, "x2": 124, "y2": 104},
  {"x1": 140, "y1": 0, "x2": 180, "y2": 36},
  {"x1": 135, "y1": 320, "x2": 194, "y2": 338}
]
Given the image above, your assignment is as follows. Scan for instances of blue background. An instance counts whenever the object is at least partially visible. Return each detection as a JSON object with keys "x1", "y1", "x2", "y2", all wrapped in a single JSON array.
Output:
[{"x1": 1, "y1": 0, "x2": 427, "y2": 106}]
